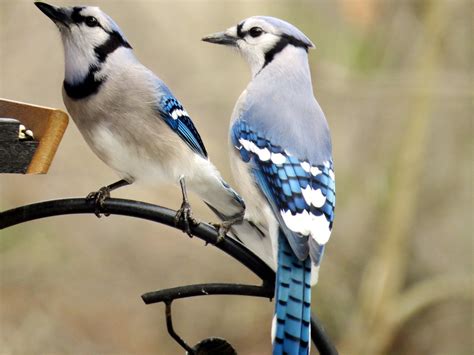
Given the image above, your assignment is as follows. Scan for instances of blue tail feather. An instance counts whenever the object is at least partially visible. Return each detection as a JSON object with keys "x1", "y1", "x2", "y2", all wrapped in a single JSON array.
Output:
[{"x1": 273, "y1": 230, "x2": 311, "y2": 355}]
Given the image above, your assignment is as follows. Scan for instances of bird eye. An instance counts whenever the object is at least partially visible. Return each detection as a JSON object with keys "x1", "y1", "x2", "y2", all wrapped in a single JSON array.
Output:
[
  {"x1": 248, "y1": 27, "x2": 263, "y2": 38},
  {"x1": 85, "y1": 16, "x2": 99, "y2": 27}
]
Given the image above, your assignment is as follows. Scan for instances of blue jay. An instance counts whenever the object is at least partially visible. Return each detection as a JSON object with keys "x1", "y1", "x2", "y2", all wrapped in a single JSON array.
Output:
[
  {"x1": 203, "y1": 17, "x2": 335, "y2": 354},
  {"x1": 34, "y1": 2, "x2": 244, "y2": 235}
]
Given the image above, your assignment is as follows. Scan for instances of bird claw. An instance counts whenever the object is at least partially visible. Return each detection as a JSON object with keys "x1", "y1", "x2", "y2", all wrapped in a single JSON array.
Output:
[
  {"x1": 175, "y1": 201, "x2": 199, "y2": 237},
  {"x1": 215, "y1": 222, "x2": 231, "y2": 244},
  {"x1": 86, "y1": 186, "x2": 111, "y2": 218},
  {"x1": 211, "y1": 216, "x2": 242, "y2": 244}
]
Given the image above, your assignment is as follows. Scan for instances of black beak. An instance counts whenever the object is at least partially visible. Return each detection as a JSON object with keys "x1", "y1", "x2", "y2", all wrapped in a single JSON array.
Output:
[
  {"x1": 202, "y1": 31, "x2": 238, "y2": 46},
  {"x1": 35, "y1": 2, "x2": 69, "y2": 25}
]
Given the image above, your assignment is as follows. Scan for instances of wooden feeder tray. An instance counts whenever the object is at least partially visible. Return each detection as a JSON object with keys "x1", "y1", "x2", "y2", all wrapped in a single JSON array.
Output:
[{"x1": 0, "y1": 98, "x2": 68, "y2": 174}]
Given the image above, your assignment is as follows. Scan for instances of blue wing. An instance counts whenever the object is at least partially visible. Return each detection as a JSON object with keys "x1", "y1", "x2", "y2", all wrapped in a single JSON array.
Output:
[
  {"x1": 157, "y1": 94, "x2": 208, "y2": 158},
  {"x1": 232, "y1": 119, "x2": 335, "y2": 265}
]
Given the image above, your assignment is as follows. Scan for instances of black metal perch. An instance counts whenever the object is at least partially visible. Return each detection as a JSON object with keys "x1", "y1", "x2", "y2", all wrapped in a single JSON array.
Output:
[{"x1": 0, "y1": 198, "x2": 337, "y2": 355}]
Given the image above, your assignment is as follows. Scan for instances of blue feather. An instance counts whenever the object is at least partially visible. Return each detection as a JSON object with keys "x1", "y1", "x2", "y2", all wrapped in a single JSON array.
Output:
[
  {"x1": 274, "y1": 231, "x2": 311, "y2": 355},
  {"x1": 232, "y1": 119, "x2": 335, "y2": 354},
  {"x1": 232, "y1": 119, "x2": 335, "y2": 261},
  {"x1": 157, "y1": 94, "x2": 207, "y2": 158}
]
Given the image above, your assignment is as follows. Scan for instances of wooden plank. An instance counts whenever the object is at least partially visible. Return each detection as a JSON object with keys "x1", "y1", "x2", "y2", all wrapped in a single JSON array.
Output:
[{"x1": 0, "y1": 98, "x2": 69, "y2": 174}]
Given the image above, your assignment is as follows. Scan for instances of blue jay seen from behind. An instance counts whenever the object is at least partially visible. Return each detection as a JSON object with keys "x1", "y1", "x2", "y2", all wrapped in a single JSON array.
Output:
[
  {"x1": 34, "y1": 2, "x2": 244, "y2": 235},
  {"x1": 203, "y1": 17, "x2": 335, "y2": 354}
]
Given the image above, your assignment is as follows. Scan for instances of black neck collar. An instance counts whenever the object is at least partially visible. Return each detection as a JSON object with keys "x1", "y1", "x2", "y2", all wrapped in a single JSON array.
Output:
[
  {"x1": 64, "y1": 32, "x2": 132, "y2": 100},
  {"x1": 262, "y1": 34, "x2": 309, "y2": 70}
]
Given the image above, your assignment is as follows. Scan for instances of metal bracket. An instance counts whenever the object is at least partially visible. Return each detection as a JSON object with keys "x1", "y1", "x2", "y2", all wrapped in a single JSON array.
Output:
[{"x1": 0, "y1": 197, "x2": 338, "y2": 354}]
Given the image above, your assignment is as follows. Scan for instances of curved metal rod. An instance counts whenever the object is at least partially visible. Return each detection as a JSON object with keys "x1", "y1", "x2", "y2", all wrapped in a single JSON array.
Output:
[
  {"x1": 142, "y1": 283, "x2": 274, "y2": 304},
  {"x1": 144, "y1": 283, "x2": 338, "y2": 355},
  {"x1": 0, "y1": 197, "x2": 338, "y2": 354},
  {"x1": 311, "y1": 313, "x2": 338, "y2": 355},
  {"x1": 0, "y1": 198, "x2": 275, "y2": 282},
  {"x1": 165, "y1": 301, "x2": 195, "y2": 354}
]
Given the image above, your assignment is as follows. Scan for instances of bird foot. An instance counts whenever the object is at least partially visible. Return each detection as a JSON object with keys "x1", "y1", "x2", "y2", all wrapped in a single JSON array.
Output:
[
  {"x1": 211, "y1": 214, "x2": 243, "y2": 244},
  {"x1": 86, "y1": 186, "x2": 111, "y2": 218},
  {"x1": 175, "y1": 201, "x2": 200, "y2": 237}
]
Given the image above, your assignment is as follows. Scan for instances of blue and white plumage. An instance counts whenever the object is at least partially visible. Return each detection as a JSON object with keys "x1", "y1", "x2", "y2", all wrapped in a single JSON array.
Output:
[
  {"x1": 203, "y1": 16, "x2": 335, "y2": 354},
  {"x1": 35, "y1": 2, "x2": 244, "y2": 226}
]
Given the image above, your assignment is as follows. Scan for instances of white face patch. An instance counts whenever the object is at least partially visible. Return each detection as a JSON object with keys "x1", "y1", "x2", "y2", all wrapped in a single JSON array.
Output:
[
  {"x1": 234, "y1": 19, "x2": 281, "y2": 77},
  {"x1": 60, "y1": 6, "x2": 124, "y2": 85},
  {"x1": 62, "y1": 33, "x2": 99, "y2": 83}
]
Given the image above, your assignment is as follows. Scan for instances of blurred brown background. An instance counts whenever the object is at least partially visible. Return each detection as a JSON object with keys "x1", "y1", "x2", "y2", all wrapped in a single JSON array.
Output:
[{"x1": 1, "y1": 0, "x2": 472, "y2": 354}]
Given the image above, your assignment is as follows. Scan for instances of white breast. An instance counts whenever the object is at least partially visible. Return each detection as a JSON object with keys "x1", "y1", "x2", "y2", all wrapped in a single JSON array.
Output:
[{"x1": 62, "y1": 49, "x2": 197, "y2": 186}]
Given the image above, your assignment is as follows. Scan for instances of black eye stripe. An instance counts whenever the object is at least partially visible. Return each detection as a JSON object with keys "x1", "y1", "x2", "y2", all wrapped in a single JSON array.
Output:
[
  {"x1": 71, "y1": 8, "x2": 102, "y2": 29},
  {"x1": 236, "y1": 22, "x2": 245, "y2": 38},
  {"x1": 71, "y1": 7, "x2": 85, "y2": 23},
  {"x1": 280, "y1": 33, "x2": 310, "y2": 50},
  {"x1": 261, "y1": 34, "x2": 309, "y2": 71},
  {"x1": 237, "y1": 23, "x2": 265, "y2": 39},
  {"x1": 94, "y1": 31, "x2": 132, "y2": 62}
]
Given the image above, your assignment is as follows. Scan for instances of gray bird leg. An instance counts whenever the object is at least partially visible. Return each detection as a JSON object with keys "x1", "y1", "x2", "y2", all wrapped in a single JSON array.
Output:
[
  {"x1": 174, "y1": 176, "x2": 200, "y2": 237},
  {"x1": 87, "y1": 179, "x2": 131, "y2": 217}
]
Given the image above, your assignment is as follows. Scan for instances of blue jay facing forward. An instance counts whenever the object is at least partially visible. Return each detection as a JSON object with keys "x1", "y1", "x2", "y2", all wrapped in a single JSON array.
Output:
[
  {"x1": 203, "y1": 17, "x2": 335, "y2": 354},
  {"x1": 34, "y1": 2, "x2": 245, "y2": 235}
]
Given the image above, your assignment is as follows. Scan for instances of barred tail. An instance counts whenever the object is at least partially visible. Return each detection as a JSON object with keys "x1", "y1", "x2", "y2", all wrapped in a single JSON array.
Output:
[{"x1": 273, "y1": 230, "x2": 311, "y2": 355}]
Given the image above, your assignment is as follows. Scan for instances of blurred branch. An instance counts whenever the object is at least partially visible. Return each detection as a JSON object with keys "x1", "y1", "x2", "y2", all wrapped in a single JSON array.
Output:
[
  {"x1": 349, "y1": 274, "x2": 473, "y2": 355},
  {"x1": 338, "y1": 1, "x2": 454, "y2": 354},
  {"x1": 389, "y1": 273, "x2": 473, "y2": 327},
  {"x1": 0, "y1": 197, "x2": 338, "y2": 355}
]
